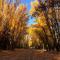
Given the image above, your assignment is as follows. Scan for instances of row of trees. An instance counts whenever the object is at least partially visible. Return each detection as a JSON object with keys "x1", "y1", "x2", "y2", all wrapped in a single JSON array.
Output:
[
  {"x1": 0, "y1": 2, "x2": 28, "y2": 50},
  {"x1": 30, "y1": 0, "x2": 60, "y2": 51},
  {"x1": 0, "y1": 0, "x2": 60, "y2": 51}
]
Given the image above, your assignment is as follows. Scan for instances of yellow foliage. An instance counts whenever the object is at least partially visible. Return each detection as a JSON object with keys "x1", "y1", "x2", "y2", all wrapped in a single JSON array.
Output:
[
  {"x1": 36, "y1": 16, "x2": 46, "y2": 27},
  {"x1": 17, "y1": 4, "x2": 26, "y2": 12},
  {"x1": 0, "y1": 2, "x2": 28, "y2": 39},
  {"x1": 3, "y1": 3, "x2": 9, "y2": 15},
  {"x1": 10, "y1": 19, "x2": 15, "y2": 30},
  {"x1": 31, "y1": 0, "x2": 39, "y2": 8},
  {"x1": 30, "y1": 8, "x2": 36, "y2": 15},
  {"x1": 0, "y1": 0, "x2": 2, "y2": 9},
  {"x1": 28, "y1": 40, "x2": 32, "y2": 47},
  {"x1": 30, "y1": 0, "x2": 39, "y2": 15},
  {"x1": 19, "y1": 4, "x2": 24, "y2": 11},
  {"x1": 27, "y1": 27, "x2": 33, "y2": 35}
]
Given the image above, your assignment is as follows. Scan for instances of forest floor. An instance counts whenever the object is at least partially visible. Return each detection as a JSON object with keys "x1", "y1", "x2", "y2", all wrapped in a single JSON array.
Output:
[{"x1": 0, "y1": 49, "x2": 60, "y2": 60}]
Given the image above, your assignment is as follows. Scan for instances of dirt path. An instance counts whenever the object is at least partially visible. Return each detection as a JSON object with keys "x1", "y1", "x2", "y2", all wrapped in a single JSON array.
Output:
[{"x1": 0, "y1": 49, "x2": 60, "y2": 60}]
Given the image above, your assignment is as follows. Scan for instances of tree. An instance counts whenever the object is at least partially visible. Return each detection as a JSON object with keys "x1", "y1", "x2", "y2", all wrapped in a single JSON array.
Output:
[
  {"x1": 0, "y1": 2, "x2": 28, "y2": 50},
  {"x1": 30, "y1": 0, "x2": 60, "y2": 51}
]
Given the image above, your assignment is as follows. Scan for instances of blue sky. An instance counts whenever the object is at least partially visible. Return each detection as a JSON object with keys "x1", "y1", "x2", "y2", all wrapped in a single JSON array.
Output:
[
  {"x1": 26, "y1": 0, "x2": 35, "y2": 26},
  {"x1": 21, "y1": 0, "x2": 35, "y2": 26}
]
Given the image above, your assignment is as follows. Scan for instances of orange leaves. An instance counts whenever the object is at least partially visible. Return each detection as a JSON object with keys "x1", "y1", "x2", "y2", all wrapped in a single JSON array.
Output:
[{"x1": 0, "y1": 2, "x2": 28, "y2": 38}]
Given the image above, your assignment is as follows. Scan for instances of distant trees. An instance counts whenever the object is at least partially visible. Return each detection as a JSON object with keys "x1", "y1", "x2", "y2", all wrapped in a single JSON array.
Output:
[{"x1": 27, "y1": 26, "x2": 41, "y2": 48}]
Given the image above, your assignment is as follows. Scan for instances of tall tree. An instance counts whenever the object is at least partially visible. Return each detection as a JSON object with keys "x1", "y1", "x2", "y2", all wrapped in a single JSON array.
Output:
[
  {"x1": 0, "y1": 2, "x2": 28, "y2": 49},
  {"x1": 30, "y1": 0, "x2": 60, "y2": 51}
]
